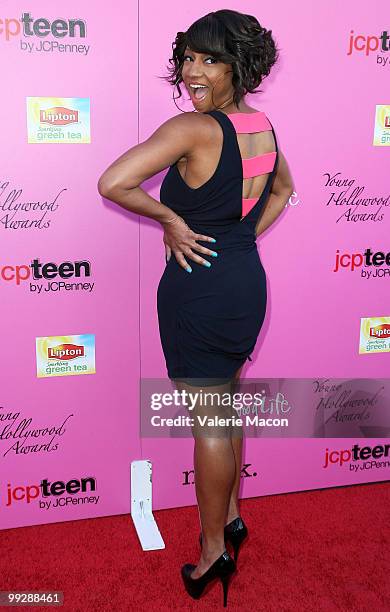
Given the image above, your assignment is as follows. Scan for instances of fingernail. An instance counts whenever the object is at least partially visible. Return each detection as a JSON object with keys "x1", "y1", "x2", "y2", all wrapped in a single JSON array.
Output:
[
  {"x1": 203, "y1": 261, "x2": 211, "y2": 267},
  {"x1": 186, "y1": 266, "x2": 192, "y2": 273},
  {"x1": 210, "y1": 238, "x2": 217, "y2": 242},
  {"x1": 211, "y1": 251, "x2": 218, "y2": 257}
]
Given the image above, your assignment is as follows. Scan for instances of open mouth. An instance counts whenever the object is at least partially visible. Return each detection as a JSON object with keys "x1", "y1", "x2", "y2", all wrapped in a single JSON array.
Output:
[{"x1": 188, "y1": 84, "x2": 209, "y2": 102}]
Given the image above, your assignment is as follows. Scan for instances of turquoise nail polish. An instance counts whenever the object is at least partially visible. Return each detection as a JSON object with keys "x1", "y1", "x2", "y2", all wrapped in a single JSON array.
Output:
[
  {"x1": 203, "y1": 261, "x2": 211, "y2": 267},
  {"x1": 211, "y1": 238, "x2": 217, "y2": 243},
  {"x1": 186, "y1": 266, "x2": 192, "y2": 273},
  {"x1": 211, "y1": 252, "x2": 218, "y2": 257}
]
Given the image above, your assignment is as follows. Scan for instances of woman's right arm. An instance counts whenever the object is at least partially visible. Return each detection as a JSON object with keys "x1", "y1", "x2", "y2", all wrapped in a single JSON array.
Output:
[
  {"x1": 97, "y1": 113, "x2": 218, "y2": 271},
  {"x1": 97, "y1": 113, "x2": 198, "y2": 222}
]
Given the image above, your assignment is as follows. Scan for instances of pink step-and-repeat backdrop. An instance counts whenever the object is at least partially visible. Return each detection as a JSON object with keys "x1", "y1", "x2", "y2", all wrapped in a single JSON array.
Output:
[{"x1": 1, "y1": 1, "x2": 388, "y2": 530}]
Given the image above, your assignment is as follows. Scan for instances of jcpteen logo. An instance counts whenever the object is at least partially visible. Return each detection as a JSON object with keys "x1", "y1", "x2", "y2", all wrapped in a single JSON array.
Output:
[
  {"x1": 333, "y1": 248, "x2": 390, "y2": 278},
  {"x1": 5, "y1": 476, "x2": 98, "y2": 510},
  {"x1": 0, "y1": 13, "x2": 86, "y2": 40},
  {"x1": 323, "y1": 443, "x2": 390, "y2": 471},
  {"x1": 347, "y1": 30, "x2": 389, "y2": 56},
  {"x1": 0, "y1": 258, "x2": 94, "y2": 293},
  {"x1": 0, "y1": 13, "x2": 89, "y2": 56}
]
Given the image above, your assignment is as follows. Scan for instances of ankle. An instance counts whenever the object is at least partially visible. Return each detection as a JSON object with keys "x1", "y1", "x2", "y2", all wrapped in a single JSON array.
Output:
[
  {"x1": 226, "y1": 505, "x2": 240, "y2": 525},
  {"x1": 201, "y1": 536, "x2": 225, "y2": 559},
  {"x1": 201, "y1": 546, "x2": 226, "y2": 564}
]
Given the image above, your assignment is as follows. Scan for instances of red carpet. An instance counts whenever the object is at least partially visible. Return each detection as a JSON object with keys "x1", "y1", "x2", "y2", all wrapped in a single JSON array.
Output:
[{"x1": 1, "y1": 482, "x2": 389, "y2": 611}]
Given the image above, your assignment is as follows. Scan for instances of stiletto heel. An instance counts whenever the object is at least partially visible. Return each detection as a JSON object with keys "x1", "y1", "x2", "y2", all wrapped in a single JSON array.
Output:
[
  {"x1": 199, "y1": 516, "x2": 248, "y2": 562},
  {"x1": 221, "y1": 573, "x2": 231, "y2": 607},
  {"x1": 181, "y1": 550, "x2": 235, "y2": 606}
]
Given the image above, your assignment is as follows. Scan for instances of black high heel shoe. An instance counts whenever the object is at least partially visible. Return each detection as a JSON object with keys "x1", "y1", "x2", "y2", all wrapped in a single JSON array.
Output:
[
  {"x1": 181, "y1": 549, "x2": 236, "y2": 607},
  {"x1": 199, "y1": 517, "x2": 248, "y2": 562}
]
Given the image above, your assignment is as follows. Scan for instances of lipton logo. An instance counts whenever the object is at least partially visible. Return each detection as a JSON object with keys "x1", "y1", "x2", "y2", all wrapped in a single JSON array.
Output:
[
  {"x1": 48, "y1": 344, "x2": 84, "y2": 360},
  {"x1": 370, "y1": 324, "x2": 390, "y2": 338},
  {"x1": 385, "y1": 116, "x2": 390, "y2": 128},
  {"x1": 40, "y1": 107, "x2": 78, "y2": 126}
]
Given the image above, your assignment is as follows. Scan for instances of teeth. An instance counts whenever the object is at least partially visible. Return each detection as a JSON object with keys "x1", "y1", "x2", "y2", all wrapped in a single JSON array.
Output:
[{"x1": 190, "y1": 84, "x2": 207, "y2": 88}]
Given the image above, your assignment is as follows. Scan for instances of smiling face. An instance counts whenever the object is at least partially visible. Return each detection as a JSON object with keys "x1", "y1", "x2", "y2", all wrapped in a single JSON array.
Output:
[{"x1": 181, "y1": 47, "x2": 235, "y2": 112}]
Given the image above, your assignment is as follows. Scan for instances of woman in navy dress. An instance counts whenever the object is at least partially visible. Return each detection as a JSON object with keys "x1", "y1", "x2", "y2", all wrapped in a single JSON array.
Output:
[{"x1": 98, "y1": 9, "x2": 294, "y2": 606}]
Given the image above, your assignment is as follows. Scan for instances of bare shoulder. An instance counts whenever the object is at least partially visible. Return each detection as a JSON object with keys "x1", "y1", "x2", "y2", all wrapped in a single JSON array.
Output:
[
  {"x1": 157, "y1": 111, "x2": 220, "y2": 141},
  {"x1": 169, "y1": 110, "x2": 217, "y2": 126}
]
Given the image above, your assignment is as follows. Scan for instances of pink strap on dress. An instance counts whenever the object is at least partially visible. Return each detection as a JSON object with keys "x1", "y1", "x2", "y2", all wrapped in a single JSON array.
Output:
[
  {"x1": 242, "y1": 151, "x2": 278, "y2": 179},
  {"x1": 227, "y1": 111, "x2": 272, "y2": 133},
  {"x1": 242, "y1": 197, "x2": 259, "y2": 217}
]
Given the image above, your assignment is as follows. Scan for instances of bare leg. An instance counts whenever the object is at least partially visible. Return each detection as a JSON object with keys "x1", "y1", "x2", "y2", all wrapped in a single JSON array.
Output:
[
  {"x1": 226, "y1": 365, "x2": 244, "y2": 524},
  {"x1": 192, "y1": 435, "x2": 235, "y2": 577},
  {"x1": 175, "y1": 378, "x2": 236, "y2": 578}
]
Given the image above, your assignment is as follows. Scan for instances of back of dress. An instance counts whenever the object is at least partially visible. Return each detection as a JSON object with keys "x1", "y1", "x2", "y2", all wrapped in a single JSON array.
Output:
[
  {"x1": 158, "y1": 109, "x2": 279, "y2": 384},
  {"x1": 160, "y1": 109, "x2": 278, "y2": 244}
]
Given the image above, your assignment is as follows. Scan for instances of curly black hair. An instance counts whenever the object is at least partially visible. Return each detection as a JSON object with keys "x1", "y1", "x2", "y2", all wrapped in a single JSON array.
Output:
[{"x1": 161, "y1": 9, "x2": 279, "y2": 108}]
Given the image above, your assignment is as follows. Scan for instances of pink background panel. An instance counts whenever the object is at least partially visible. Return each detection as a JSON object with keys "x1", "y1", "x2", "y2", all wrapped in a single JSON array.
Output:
[
  {"x1": 0, "y1": 1, "x2": 388, "y2": 529},
  {"x1": 0, "y1": 0, "x2": 140, "y2": 529}
]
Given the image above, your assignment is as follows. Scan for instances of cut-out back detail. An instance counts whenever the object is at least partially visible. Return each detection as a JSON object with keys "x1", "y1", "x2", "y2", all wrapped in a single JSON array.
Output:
[{"x1": 223, "y1": 110, "x2": 277, "y2": 219}]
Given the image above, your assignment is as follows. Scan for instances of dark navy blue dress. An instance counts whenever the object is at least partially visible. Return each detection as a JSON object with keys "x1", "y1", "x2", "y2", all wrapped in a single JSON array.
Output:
[{"x1": 157, "y1": 109, "x2": 279, "y2": 386}]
